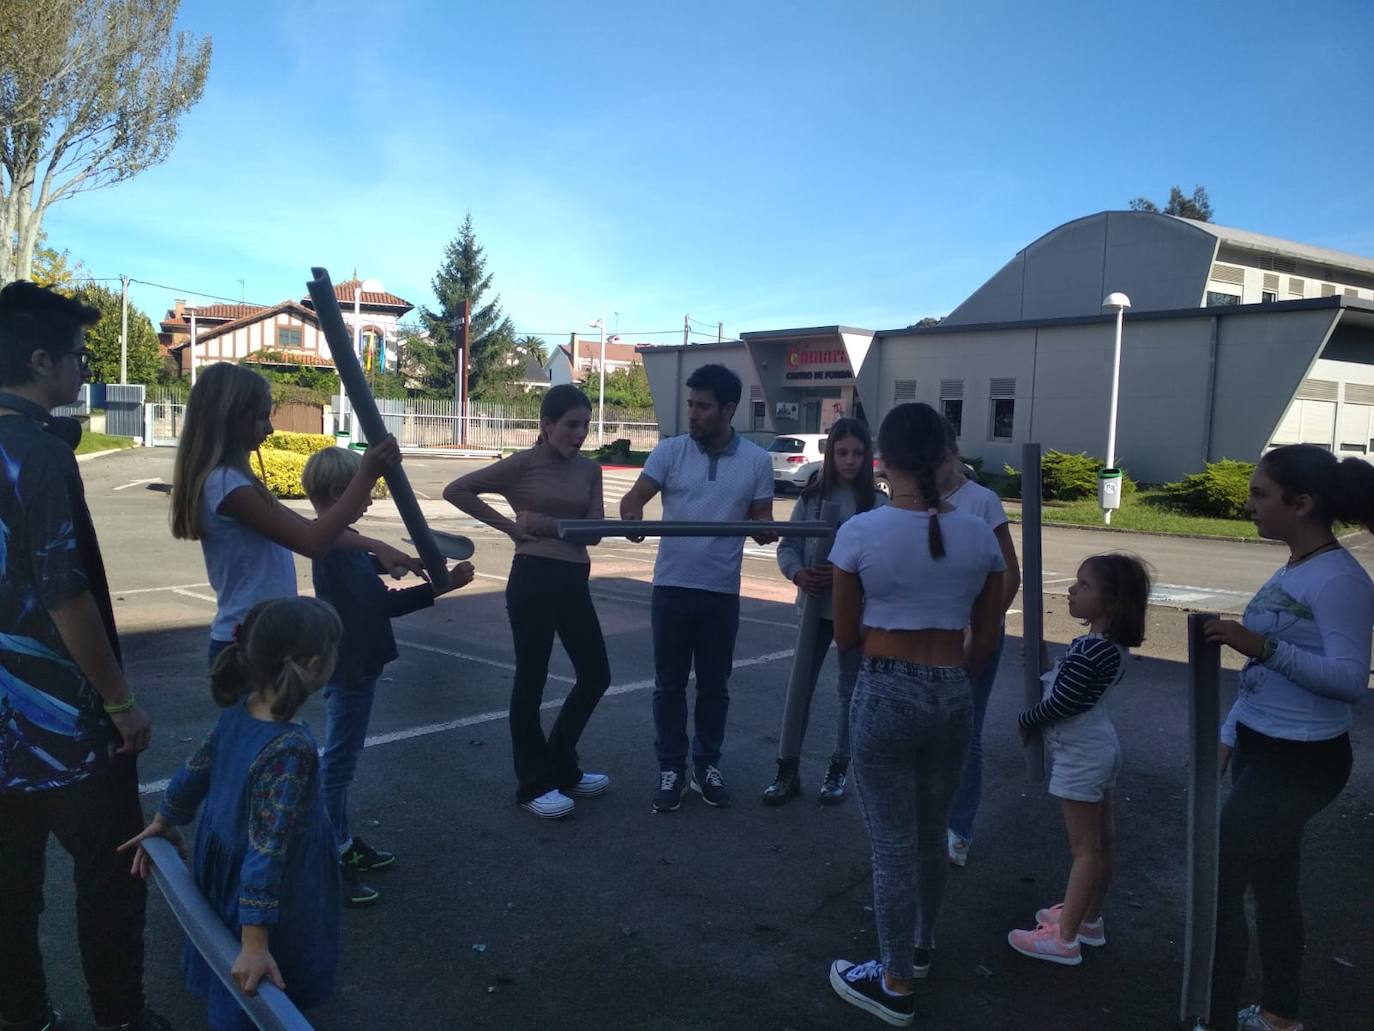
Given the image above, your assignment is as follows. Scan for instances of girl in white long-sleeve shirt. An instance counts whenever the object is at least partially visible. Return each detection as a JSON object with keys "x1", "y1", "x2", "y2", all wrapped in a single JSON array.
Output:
[{"x1": 1202, "y1": 444, "x2": 1374, "y2": 1031}]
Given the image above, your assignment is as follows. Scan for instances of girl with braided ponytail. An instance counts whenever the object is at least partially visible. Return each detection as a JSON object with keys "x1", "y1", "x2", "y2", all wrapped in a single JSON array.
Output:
[
  {"x1": 120, "y1": 597, "x2": 344, "y2": 1031},
  {"x1": 826, "y1": 403, "x2": 1006, "y2": 1026}
]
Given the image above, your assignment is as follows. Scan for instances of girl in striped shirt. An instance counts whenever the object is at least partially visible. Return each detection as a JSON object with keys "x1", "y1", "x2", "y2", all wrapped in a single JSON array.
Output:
[{"x1": 1007, "y1": 553, "x2": 1151, "y2": 966}]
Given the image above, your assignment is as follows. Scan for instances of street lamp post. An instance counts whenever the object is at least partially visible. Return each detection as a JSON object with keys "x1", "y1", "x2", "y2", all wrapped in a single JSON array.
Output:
[
  {"x1": 1100, "y1": 292, "x2": 1131, "y2": 524},
  {"x1": 589, "y1": 316, "x2": 606, "y2": 445}
]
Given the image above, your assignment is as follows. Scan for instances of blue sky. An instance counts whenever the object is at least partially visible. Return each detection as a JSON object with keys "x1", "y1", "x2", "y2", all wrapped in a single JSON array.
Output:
[{"x1": 43, "y1": 0, "x2": 1374, "y2": 347}]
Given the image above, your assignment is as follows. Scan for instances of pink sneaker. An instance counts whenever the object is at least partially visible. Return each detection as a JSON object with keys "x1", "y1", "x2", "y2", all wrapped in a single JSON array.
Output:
[
  {"x1": 1035, "y1": 903, "x2": 1106, "y2": 947},
  {"x1": 1008, "y1": 923, "x2": 1082, "y2": 966}
]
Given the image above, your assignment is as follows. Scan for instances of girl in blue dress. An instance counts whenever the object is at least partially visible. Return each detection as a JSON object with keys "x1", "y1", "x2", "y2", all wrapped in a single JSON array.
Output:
[{"x1": 121, "y1": 597, "x2": 343, "y2": 1031}]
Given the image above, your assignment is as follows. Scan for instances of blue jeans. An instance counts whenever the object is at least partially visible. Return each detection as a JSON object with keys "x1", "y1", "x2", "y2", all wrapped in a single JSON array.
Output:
[
  {"x1": 850, "y1": 658, "x2": 973, "y2": 978},
  {"x1": 651, "y1": 586, "x2": 740, "y2": 771},
  {"x1": 321, "y1": 673, "x2": 380, "y2": 852},
  {"x1": 947, "y1": 627, "x2": 1006, "y2": 843}
]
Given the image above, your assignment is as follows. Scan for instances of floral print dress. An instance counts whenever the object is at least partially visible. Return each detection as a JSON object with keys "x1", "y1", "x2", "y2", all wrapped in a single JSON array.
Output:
[{"x1": 160, "y1": 699, "x2": 339, "y2": 1030}]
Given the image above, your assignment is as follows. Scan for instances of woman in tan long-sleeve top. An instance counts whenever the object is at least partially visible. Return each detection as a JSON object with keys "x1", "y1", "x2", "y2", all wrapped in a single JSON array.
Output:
[{"x1": 443, "y1": 384, "x2": 611, "y2": 819}]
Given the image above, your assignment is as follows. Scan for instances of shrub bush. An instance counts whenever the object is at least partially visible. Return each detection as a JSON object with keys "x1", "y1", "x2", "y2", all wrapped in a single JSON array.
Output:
[
  {"x1": 264, "y1": 431, "x2": 335, "y2": 455},
  {"x1": 254, "y1": 450, "x2": 307, "y2": 498},
  {"x1": 1161, "y1": 459, "x2": 1254, "y2": 518},
  {"x1": 1003, "y1": 450, "x2": 1137, "y2": 502}
]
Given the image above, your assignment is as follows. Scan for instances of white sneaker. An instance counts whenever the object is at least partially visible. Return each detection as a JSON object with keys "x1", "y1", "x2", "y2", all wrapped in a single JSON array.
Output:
[
  {"x1": 519, "y1": 789, "x2": 575, "y2": 819},
  {"x1": 567, "y1": 772, "x2": 610, "y2": 797},
  {"x1": 947, "y1": 829, "x2": 969, "y2": 867}
]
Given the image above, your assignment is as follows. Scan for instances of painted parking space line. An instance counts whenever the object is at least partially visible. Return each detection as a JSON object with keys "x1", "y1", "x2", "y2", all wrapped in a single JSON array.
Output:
[
  {"x1": 113, "y1": 478, "x2": 161, "y2": 491},
  {"x1": 171, "y1": 588, "x2": 219, "y2": 604},
  {"x1": 138, "y1": 646, "x2": 796, "y2": 795}
]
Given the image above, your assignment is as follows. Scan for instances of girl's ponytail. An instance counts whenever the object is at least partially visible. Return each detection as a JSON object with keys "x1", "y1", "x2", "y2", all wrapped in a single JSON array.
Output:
[
  {"x1": 269, "y1": 657, "x2": 314, "y2": 720},
  {"x1": 1333, "y1": 456, "x2": 1374, "y2": 533},
  {"x1": 916, "y1": 462, "x2": 946, "y2": 559},
  {"x1": 209, "y1": 642, "x2": 254, "y2": 708}
]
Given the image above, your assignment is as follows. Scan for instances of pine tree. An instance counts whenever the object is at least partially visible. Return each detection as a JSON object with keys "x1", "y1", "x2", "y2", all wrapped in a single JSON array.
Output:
[
  {"x1": 1128, "y1": 185, "x2": 1214, "y2": 222},
  {"x1": 418, "y1": 214, "x2": 517, "y2": 398}
]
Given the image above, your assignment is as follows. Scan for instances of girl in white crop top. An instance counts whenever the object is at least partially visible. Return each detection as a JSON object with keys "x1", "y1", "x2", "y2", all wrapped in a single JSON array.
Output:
[{"x1": 825, "y1": 403, "x2": 1004, "y2": 1024}]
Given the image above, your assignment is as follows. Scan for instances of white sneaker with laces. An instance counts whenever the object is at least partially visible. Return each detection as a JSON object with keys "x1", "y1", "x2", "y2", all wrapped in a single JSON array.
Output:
[
  {"x1": 519, "y1": 789, "x2": 575, "y2": 819},
  {"x1": 567, "y1": 772, "x2": 610, "y2": 797}
]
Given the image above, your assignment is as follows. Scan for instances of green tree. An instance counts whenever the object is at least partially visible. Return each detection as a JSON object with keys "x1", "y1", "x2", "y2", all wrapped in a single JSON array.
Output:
[
  {"x1": 600, "y1": 363, "x2": 653, "y2": 408},
  {"x1": 30, "y1": 231, "x2": 88, "y2": 288},
  {"x1": 1129, "y1": 185, "x2": 1214, "y2": 222},
  {"x1": 70, "y1": 283, "x2": 162, "y2": 384},
  {"x1": 0, "y1": 0, "x2": 211, "y2": 285},
  {"x1": 419, "y1": 214, "x2": 517, "y2": 399}
]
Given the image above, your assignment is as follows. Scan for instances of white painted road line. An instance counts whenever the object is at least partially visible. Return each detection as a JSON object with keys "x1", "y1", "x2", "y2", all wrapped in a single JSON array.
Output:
[
  {"x1": 138, "y1": 646, "x2": 796, "y2": 795},
  {"x1": 114, "y1": 582, "x2": 213, "y2": 596},
  {"x1": 113, "y1": 478, "x2": 161, "y2": 491},
  {"x1": 171, "y1": 588, "x2": 219, "y2": 604}
]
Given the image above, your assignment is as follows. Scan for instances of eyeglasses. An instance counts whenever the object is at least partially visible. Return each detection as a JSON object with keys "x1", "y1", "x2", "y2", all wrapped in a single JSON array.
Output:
[{"x1": 64, "y1": 350, "x2": 92, "y2": 371}]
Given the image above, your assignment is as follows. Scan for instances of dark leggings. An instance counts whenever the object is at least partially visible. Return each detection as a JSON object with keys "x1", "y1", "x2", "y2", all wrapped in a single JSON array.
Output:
[
  {"x1": 505, "y1": 554, "x2": 612, "y2": 803},
  {"x1": 1208, "y1": 724, "x2": 1351, "y2": 1026}
]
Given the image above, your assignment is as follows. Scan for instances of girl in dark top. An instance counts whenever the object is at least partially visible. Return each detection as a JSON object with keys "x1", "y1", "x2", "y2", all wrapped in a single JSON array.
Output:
[
  {"x1": 121, "y1": 597, "x2": 343, "y2": 1031},
  {"x1": 1008, "y1": 554, "x2": 1150, "y2": 968},
  {"x1": 444, "y1": 384, "x2": 611, "y2": 820}
]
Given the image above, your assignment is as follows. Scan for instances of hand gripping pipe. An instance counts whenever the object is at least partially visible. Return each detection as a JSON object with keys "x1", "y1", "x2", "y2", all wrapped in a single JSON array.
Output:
[
  {"x1": 306, "y1": 268, "x2": 448, "y2": 590},
  {"x1": 1020, "y1": 443, "x2": 1046, "y2": 782},
  {"x1": 777, "y1": 501, "x2": 840, "y2": 759},
  {"x1": 557, "y1": 519, "x2": 833, "y2": 541},
  {"x1": 1181, "y1": 612, "x2": 1222, "y2": 1029},
  {"x1": 143, "y1": 837, "x2": 312, "y2": 1031}
]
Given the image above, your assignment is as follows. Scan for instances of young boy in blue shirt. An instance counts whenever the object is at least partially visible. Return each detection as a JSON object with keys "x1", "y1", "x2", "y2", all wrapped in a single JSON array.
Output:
[{"x1": 303, "y1": 446, "x2": 473, "y2": 906}]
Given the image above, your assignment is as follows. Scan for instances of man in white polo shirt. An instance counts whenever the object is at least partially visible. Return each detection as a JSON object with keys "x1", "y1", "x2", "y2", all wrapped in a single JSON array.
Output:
[{"x1": 621, "y1": 364, "x2": 776, "y2": 813}]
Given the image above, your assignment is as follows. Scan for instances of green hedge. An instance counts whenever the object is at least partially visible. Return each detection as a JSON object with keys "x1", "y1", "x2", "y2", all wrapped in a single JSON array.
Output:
[
  {"x1": 254, "y1": 450, "x2": 307, "y2": 498},
  {"x1": 1003, "y1": 450, "x2": 1137, "y2": 502},
  {"x1": 264, "y1": 431, "x2": 334, "y2": 455},
  {"x1": 1161, "y1": 459, "x2": 1254, "y2": 518}
]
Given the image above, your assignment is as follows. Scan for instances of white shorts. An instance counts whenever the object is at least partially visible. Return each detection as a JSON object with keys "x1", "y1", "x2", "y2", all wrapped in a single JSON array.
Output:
[{"x1": 1047, "y1": 740, "x2": 1121, "y2": 803}]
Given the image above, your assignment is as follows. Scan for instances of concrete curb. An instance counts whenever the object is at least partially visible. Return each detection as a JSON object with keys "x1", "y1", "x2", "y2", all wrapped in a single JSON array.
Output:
[
  {"x1": 75, "y1": 447, "x2": 133, "y2": 463},
  {"x1": 1006, "y1": 512, "x2": 1283, "y2": 546}
]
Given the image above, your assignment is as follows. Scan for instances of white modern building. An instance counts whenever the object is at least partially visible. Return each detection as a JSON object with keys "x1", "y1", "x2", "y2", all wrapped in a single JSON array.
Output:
[{"x1": 638, "y1": 211, "x2": 1374, "y2": 482}]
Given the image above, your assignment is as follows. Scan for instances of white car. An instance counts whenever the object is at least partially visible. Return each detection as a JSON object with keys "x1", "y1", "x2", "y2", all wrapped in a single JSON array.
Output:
[{"x1": 768, "y1": 433, "x2": 827, "y2": 491}]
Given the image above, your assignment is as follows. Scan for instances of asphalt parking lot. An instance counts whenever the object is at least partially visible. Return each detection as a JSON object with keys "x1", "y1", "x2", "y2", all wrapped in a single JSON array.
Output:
[{"x1": 32, "y1": 449, "x2": 1374, "y2": 1030}]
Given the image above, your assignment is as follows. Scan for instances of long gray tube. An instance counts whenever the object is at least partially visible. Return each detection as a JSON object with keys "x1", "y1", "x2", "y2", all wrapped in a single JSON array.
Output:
[
  {"x1": 1181, "y1": 612, "x2": 1222, "y2": 1028},
  {"x1": 777, "y1": 501, "x2": 840, "y2": 759},
  {"x1": 1020, "y1": 443, "x2": 1046, "y2": 782},
  {"x1": 143, "y1": 837, "x2": 313, "y2": 1031},
  {"x1": 557, "y1": 519, "x2": 832, "y2": 541},
  {"x1": 306, "y1": 268, "x2": 449, "y2": 590}
]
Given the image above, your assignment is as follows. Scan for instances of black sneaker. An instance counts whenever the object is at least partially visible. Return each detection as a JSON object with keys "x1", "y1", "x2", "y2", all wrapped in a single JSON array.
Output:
[
  {"x1": 94, "y1": 1009, "x2": 172, "y2": 1031},
  {"x1": 761, "y1": 758, "x2": 801, "y2": 806},
  {"x1": 340, "y1": 836, "x2": 395, "y2": 872},
  {"x1": 819, "y1": 758, "x2": 848, "y2": 805},
  {"x1": 691, "y1": 764, "x2": 731, "y2": 808},
  {"x1": 341, "y1": 864, "x2": 381, "y2": 907},
  {"x1": 828, "y1": 959, "x2": 915, "y2": 1027},
  {"x1": 7, "y1": 1010, "x2": 65, "y2": 1031},
  {"x1": 652, "y1": 769, "x2": 686, "y2": 813}
]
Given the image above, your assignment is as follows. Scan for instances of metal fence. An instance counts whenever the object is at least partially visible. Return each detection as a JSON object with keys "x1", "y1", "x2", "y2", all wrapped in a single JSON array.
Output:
[
  {"x1": 105, "y1": 384, "x2": 146, "y2": 437},
  {"x1": 344, "y1": 398, "x2": 660, "y2": 452},
  {"x1": 148, "y1": 402, "x2": 186, "y2": 446},
  {"x1": 51, "y1": 384, "x2": 92, "y2": 418}
]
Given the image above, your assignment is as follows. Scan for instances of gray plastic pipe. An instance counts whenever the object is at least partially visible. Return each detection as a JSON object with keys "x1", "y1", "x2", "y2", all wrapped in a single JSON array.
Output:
[
  {"x1": 143, "y1": 837, "x2": 313, "y2": 1030},
  {"x1": 557, "y1": 519, "x2": 832, "y2": 541},
  {"x1": 306, "y1": 267, "x2": 449, "y2": 590},
  {"x1": 1181, "y1": 612, "x2": 1222, "y2": 1029},
  {"x1": 1020, "y1": 443, "x2": 1046, "y2": 782},
  {"x1": 777, "y1": 501, "x2": 840, "y2": 759}
]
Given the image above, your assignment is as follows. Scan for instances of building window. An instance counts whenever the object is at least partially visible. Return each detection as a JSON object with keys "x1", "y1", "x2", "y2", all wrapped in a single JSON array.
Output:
[
  {"x1": 751, "y1": 401, "x2": 765, "y2": 432},
  {"x1": 989, "y1": 377, "x2": 1016, "y2": 440},
  {"x1": 1261, "y1": 290, "x2": 1278, "y2": 304},
  {"x1": 942, "y1": 399, "x2": 963, "y2": 436},
  {"x1": 990, "y1": 399, "x2": 1014, "y2": 439},
  {"x1": 1205, "y1": 291, "x2": 1241, "y2": 307},
  {"x1": 276, "y1": 326, "x2": 303, "y2": 349}
]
